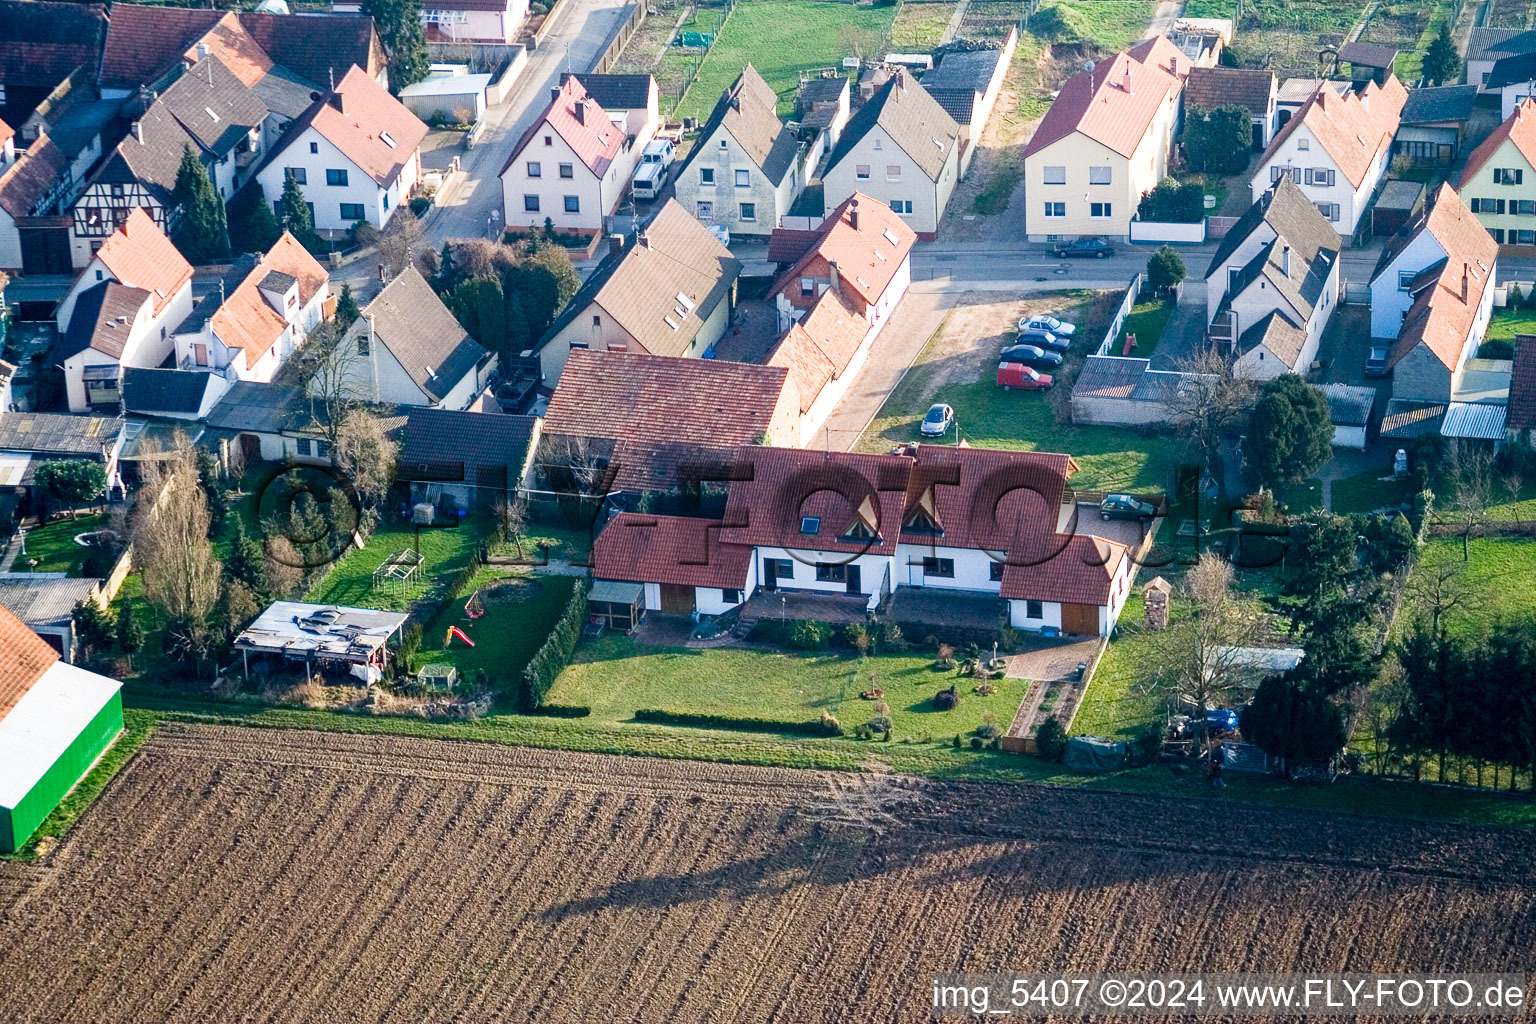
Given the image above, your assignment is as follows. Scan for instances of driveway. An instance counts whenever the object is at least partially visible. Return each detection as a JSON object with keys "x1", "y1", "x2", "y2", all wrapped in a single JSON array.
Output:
[
  {"x1": 1004, "y1": 637, "x2": 1103, "y2": 681},
  {"x1": 814, "y1": 291, "x2": 951, "y2": 450}
]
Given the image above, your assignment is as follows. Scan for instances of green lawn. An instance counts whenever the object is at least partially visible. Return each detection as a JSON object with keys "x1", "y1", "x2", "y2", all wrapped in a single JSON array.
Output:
[
  {"x1": 549, "y1": 636, "x2": 1028, "y2": 738},
  {"x1": 15, "y1": 514, "x2": 107, "y2": 575},
  {"x1": 1484, "y1": 306, "x2": 1536, "y2": 341},
  {"x1": 972, "y1": 153, "x2": 1022, "y2": 215},
  {"x1": 1331, "y1": 469, "x2": 1415, "y2": 515},
  {"x1": 1072, "y1": 593, "x2": 1164, "y2": 741},
  {"x1": 1412, "y1": 536, "x2": 1536, "y2": 635},
  {"x1": 674, "y1": 1, "x2": 897, "y2": 122},
  {"x1": 303, "y1": 518, "x2": 496, "y2": 611},
  {"x1": 1180, "y1": 0, "x2": 1236, "y2": 15},
  {"x1": 1275, "y1": 478, "x2": 1322, "y2": 514},
  {"x1": 890, "y1": 1, "x2": 958, "y2": 48},
  {"x1": 1039, "y1": 0, "x2": 1157, "y2": 51},
  {"x1": 414, "y1": 571, "x2": 578, "y2": 690},
  {"x1": 856, "y1": 294, "x2": 1184, "y2": 492},
  {"x1": 1113, "y1": 298, "x2": 1175, "y2": 360}
]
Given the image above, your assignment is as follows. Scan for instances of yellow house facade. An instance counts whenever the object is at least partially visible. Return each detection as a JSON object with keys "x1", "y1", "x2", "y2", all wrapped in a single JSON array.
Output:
[{"x1": 1457, "y1": 98, "x2": 1536, "y2": 245}]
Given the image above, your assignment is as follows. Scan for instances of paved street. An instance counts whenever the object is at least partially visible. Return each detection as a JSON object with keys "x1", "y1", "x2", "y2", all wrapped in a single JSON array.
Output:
[{"x1": 421, "y1": 0, "x2": 634, "y2": 248}]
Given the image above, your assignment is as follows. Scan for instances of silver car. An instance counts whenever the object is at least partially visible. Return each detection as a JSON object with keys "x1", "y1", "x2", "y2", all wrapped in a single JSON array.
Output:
[
  {"x1": 920, "y1": 403, "x2": 954, "y2": 436},
  {"x1": 1018, "y1": 314, "x2": 1077, "y2": 337}
]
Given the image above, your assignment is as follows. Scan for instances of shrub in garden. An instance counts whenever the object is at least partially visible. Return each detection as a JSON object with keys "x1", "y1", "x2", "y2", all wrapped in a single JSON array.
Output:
[
  {"x1": 952, "y1": 734, "x2": 962, "y2": 748},
  {"x1": 935, "y1": 644, "x2": 955, "y2": 669},
  {"x1": 878, "y1": 622, "x2": 909, "y2": 652},
  {"x1": 868, "y1": 714, "x2": 892, "y2": 734},
  {"x1": 970, "y1": 736, "x2": 983, "y2": 749},
  {"x1": 517, "y1": 581, "x2": 588, "y2": 711},
  {"x1": 843, "y1": 621, "x2": 870, "y2": 652},
  {"x1": 933, "y1": 685, "x2": 960, "y2": 711},
  {"x1": 1133, "y1": 725, "x2": 1163, "y2": 766},
  {"x1": 1035, "y1": 719, "x2": 1068, "y2": 762},
  {"x1": 789, "y1": 619, "x2": 831, "y2": 650},
  {"x1": 975, "y1": 712, "x2": 1002, "y2": 740},
  {"x1": 818, "y1": 710, "x2": 843, "y2": 737},
  {"x1": 855, "y1": 724, "x2": 875, "y2": 740}
]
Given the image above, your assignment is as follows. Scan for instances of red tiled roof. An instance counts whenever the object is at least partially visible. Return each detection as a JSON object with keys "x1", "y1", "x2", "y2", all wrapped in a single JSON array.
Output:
[
  {"x1": 503, "y1": 77, "x2": 623, "y2": 178},
  {"x1": 1460, "y1": 98, "x2": 1536, "y2": 189},
  {"x1": 900, "y1": 445, "x2": 1077, "y2": 552},
  {"x1": 770, "y1": 193, "x2": 916, "y2": 309},
  {"x1": 187, "y1": 12, "x2": 276, "y2": 88},
  {"x1": 1024, "y1": 38, "x2": 1184, "y2": 159},
  {"x1": 99, "y1": 4, "x2": 223, "y2": 89},
  {"x1": 593, "y1": 512, "x2": 752, "y2": 589},
  {"x1": 542, "y1": 350, "x2": 795, "y2": 491},
  {"x1": 718, "y1": 447, "x2": 914, "y2": 557},
  {"x1": 766, "y1": 228, "x2": 821, "y2": 265},
  {"x1": 766, "y1": 287, "x2": 870, "y2": 412},
  {"x1": 96, "y1": 208, "x2": 193, "y2": 318},
  {"x1": 0, "y1": 603, "x2": 61, "y2": 722},
  {"x1": 0, "y1": 0, "x2": 109, "y2": 88},
  {"x1": 999, "y1": 534, "x2": 1130, "y2": 606},
  {"x1": 1510, "y1": 335, "x2": 1536, "y2": 431},
  {"x1": 1256, "y1": 75, "x2": 1407, "y2": 189},
  {"x1": 1388, "y1": 185, "x2": 1498, "y2": 372},
  {"x1": 261, "y1": 230, "x2": 328, "y2": 304},
  {"x1": 0, "y1": 133, "x2": 68, "y2": 219},
  {"x1": 0, "y1": 118, "x2": 13, "y2": 148},
  {"x1": 300, "y1": 66, "x2": 427, "y2": 187}
]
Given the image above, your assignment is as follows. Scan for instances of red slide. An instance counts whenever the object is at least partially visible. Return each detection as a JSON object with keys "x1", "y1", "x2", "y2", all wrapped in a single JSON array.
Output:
[{"x1": 446, "y1": 626, "x2": 476, "y2": 648}]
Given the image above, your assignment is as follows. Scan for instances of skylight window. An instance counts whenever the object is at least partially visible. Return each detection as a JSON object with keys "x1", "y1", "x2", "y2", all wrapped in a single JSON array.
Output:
[
  {"x1": 882, "y1": 228, "x2": 899, "y2": 245},
  {"x1": 381, "y1": 131, "x2": 398, "y2": 148},
  {"x1": 800, "y1": 516, "x2": 821, "y2": 535},
  {"x1": 676, "y1": 292, "x2": 695, "y2": 310},
  {"x1": 205, "y1": 107, "x2": 220, "y2": 122},
  {"x1": 663, "y1": 315, "x2": 679, "y2": 330}
]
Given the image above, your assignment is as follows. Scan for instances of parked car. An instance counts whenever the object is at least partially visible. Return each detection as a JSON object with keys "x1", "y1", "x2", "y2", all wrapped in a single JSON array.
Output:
[
  {"x1": 1018, "y1": 314, "x2": 1077, "y2": 337},
  {"x1": 1050, "y1": 237, "x2": 1115, "y2": 259},
  {"x1": 1014, "y1": 328, "x2": 1069, "y2": 352},
  {"x1": 1206, "y1": 708, "x2": 1240, "y2": 733},
  {"x1": 1365, "y1": 345, "x2": 1390, "y2": 377},
  {"x1": 1099, "y1": 493, "x2": 1157, "y2": 521},
  {"x1": 997, "y1": 361, "x2": 1054, "y2": 390},
  {"x1": 632, "y1": 138, "x2": 677, "y2": 201},
  {"x1": 920, "y1": 402, "x2": 954, "y2": 436},
  {"x1": 998, "y1": 344, "x2": 1063, "y2": 369}
]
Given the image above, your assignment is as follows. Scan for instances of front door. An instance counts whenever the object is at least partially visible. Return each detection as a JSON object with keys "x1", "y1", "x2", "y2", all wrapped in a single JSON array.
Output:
[
  {"x1": 762, "y1": 559, "x2": 778, "y2": 591},
  {"x1": 1061, "y1": 603, "x2": 1099, "y2": 635},
  {"x1": 845, "y1": 565, "x2": 861, "y2": 595}
]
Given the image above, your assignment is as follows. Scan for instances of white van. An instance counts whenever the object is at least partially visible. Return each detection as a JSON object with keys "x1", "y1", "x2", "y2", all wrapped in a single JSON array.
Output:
[{"x1": 632, "y1": 138, "x2": 676, "y2": 200}]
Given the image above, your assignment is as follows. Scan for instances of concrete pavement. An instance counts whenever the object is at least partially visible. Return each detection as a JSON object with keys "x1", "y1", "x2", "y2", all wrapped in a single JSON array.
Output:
[{"x1": 420, "y1": 0, "x2": 634, "y2": 248}]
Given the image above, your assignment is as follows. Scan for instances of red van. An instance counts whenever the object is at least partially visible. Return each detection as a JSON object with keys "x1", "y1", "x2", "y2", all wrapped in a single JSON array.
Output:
[{"x1": 997, "y1": 361, "x2": 1054, "y2": 390}]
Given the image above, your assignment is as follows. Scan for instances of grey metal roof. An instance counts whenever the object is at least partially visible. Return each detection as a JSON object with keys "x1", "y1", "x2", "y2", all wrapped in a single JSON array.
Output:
[
  {"x1": 1338, "y1": 41, "x2": 1398, "y2": 69},
  {"x1": 398, "y1": 408, "x2": 537, "y2": 491},
  {"x1": 1400, "y1": 84, "x2": 1477, "y2": 125},
  {"x1": 0, "y1": 576, "x2": 102, "y2": 630},
  {"x1": 204, "y1": 380, "x2": 318, "y2": 434},
  {"x1": 1486, "y1": 52, "x2": 1536, "y2": 90},
  {"x1": 1381, "y1": 398, "x2": 1447, "y2": 437},
  {"x1": 1442, "y1": 401, "x2": 1508, "y2": 439},
  {"x1": 561, "y1": 72, "x2": 654, "y2": 112},
  {"x1": 0, "y1": 412, "x2": 123, "y2": 457},
  {"x1": 1375, "y1": 178, "x2": 1425, "y2": 211},
  {"x1": 1319, "y1": 383, "x2": 1376, "y2": 426},
  {"x1": 121, "y1": 367, "x2": 217, "y2": 416},
  {"x1": 1467, "y1": 27, "x2": 1536, "y2": 64}
]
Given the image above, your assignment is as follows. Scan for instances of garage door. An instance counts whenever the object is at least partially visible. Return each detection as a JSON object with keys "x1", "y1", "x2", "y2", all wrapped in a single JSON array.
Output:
[
  {"x1": 1061, "y1": 603, "x2": 1099, "y2": 636},
  {"x1": 658, "y1": 584, "x2": 695, "y2": 615}
]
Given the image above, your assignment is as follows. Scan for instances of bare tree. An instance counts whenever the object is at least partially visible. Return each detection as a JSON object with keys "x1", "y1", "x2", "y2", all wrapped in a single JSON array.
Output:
[
  {"x1": 537, "y1": 433, "x2": 612, "y2": 498},
  {"x1": 374, "y1": 208, "x2": 427, "y2": 280},
  {"x1": 1145, "y1": 553, "x2": 1267, "y2": 745},
  {"x1": 1166, "y1": 346, "x2": 1257, "y2": 463},
  {"x1": 1448, "y1": 442, "x2": 1493, "y2": 560},
  {"x1": 332, "y1": 407, "x2": 398, "y2": 510},
  {"x1": 1409, "y1": 558, "x2": 1473, "y2": 640},
  {"x1": 493, "y1": 497, "x2": 528, "y2": 557},
  {"x1": 132, "y1": 434, "x2": 223, "y2": 625},
  {"x1": 299, "y1": 319, "x2": 367, "y2": 438}
]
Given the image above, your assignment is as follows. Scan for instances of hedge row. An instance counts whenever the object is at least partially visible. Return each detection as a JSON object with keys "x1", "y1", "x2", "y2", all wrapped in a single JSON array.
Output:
[
  {"x1": 517, "y1": 579, "x2": 588, "y2": 712},
  {"x1": 533, "y1": 703, "x2": 591, "y2": 718},
  {"x1": 633, "y1": 708, "x2": 840, "y2": 737}
]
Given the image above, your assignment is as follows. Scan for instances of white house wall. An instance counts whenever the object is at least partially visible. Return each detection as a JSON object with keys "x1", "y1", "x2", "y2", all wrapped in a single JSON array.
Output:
[
  {"x1": 0, "y1": 209, "x2": 19, "y2": 272},
  {"x1": 822, "y1": 124, "x2": 957, "y2": 238},
  {"x1": 756, "y1": 545, "x2": 893, "y2": 611},
  {"x1": 501, "y1": 125, "x2": 628, "y2": 235},
  {"x1": 255, "y1": 125, "x2": 419, "y2": 234},
  {"x1": 1252, "y1": 127, "x2": 1386, "y2": 237},
  {"x1": 1369, "y1": 230, "x2": 1449, "y2": 337}
]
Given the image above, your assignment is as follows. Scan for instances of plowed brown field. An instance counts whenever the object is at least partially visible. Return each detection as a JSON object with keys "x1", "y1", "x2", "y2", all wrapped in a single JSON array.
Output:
[{"x1": 1, "y1": 723, "x2": 1534, "y2": 1024}]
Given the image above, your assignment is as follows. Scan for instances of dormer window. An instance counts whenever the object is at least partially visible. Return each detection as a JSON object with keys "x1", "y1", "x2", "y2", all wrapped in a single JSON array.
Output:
[
  {"x1": 800, "y1": 515, "x2": 821, "y2": 535},
  {"x1": 843, "y1": 519, "x2": 875, "y2": 541}
]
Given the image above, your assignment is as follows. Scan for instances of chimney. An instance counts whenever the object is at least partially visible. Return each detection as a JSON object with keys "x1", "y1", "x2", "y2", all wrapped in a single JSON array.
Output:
[
  {"x1": 828, "y1": 259, "x2": 841, "y2": 295},
  {"x1": 729, "y1": 94, "x2": 741, "y2": 112},
  {"x1": 1170, "y1": 55, "x2": 1177, "y2": 75},
  {"x1": 131, "y1": 120, "x2": 143, "y2": 143},
  {"x1": 638, "y1": 230, "x2": 650, "y2": 250},
  {"x1": 574, "y1": 100, "x2": 586, "y2": 124},
  {"x1": 1282, "y1": 245, "x2": 1291, "y2": 277},
  {"x1": 551, "y1": 86, "x2": 561, "y2": 103},
  {"x1": 849, "y1": 197, "x2": 859, "y2": 231},
  {"x1": 608, "y1": 232, "x2": 625, "y2": 256},
  {"x1": 1123, "y1": 66, "x2": 1132, "y2": 93},
  {"x1": 333, "y1": 91, "x2": 346, "y2": 115},
  {"x1": 1462, "y1": 262, "x2": 1470, "y2": 302},
  {"x1": 197, "y1": 43, "x2": 210, "y2": 59}
]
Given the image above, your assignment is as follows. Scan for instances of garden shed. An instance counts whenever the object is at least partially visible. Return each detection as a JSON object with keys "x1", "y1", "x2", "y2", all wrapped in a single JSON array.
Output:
[
  {"x1": 0, "y1": 604, "x2": 123, "y2": 853},
  {"x1": 588, "y1": 580, "x2": 642, "y2": 632}
]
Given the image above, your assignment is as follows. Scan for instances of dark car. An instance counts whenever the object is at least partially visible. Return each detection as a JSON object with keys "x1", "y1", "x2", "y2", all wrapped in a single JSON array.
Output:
[
  {"x1": 1015, "y1": 328, "x2": 1069, "y2": 352},
  {"x1": 1050, "y1": 237, "x2": 1115, "y2": 259},
  {"x1": 998, "y1": 344, "x2": 1063, "y2": 370},
  {"x1": 1365, "y1": 345, "x2": 1390, "y2": 377},
  {"x1": 1099, "y1": 493, "x2": 1157, "y2": 521}
]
